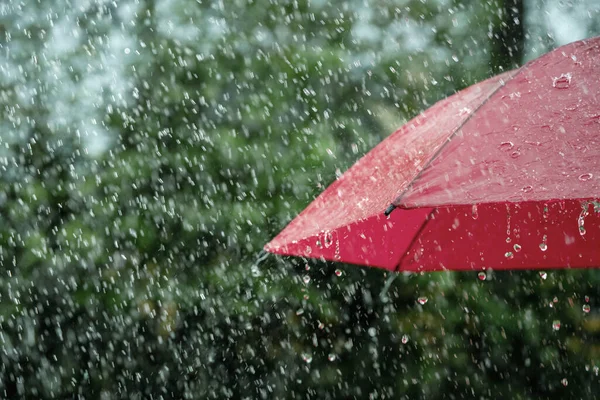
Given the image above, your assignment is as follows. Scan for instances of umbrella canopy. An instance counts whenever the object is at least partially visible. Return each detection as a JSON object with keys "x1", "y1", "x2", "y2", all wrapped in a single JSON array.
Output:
[{"x1": 265, "y1": 37, "x2": 600, "y2": 273}]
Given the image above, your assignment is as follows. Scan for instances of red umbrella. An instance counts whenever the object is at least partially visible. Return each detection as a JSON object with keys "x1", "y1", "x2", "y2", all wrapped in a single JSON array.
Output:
[{"x1": 265, "y1": 37, "x2": 600, "y2": 273}]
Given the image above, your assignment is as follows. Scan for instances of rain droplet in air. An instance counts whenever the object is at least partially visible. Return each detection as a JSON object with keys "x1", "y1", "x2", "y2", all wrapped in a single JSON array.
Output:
[
  {"x1": 417, "y1": 296, "x2": 428, "y2": 305},
  {"x1": 585, "y1": 295, "x2": 590, "y2": 303},
  {"x1": 302, "y1": 354, "x2": 313, "y2": 364},
  {"x1": 583, "y1": 304, "x2": 591, "y2": 313},
  {"x1": 552, "y1": 320, "x2": 561, "y2": 331},
  {"x1": 305, "y1": 264, "x2": 310, "y2": 271},
  {"x1": 328, "y1": 354, "x2": 336, "y2": 361},
  {"x1": 478, "y1": 271, "x2": 487, "y2": 281},
  {"x1": 552, "y1": 73, "x2": 572, "y2": 89},
  {"x1": 539, "y1": 271, "x2": 548, "y2": 280},
  {"x1": 318, "y1": 321, "x2": 325, "y2": 329},
  {"x1": 513, "y1": 244, "x2": 522, "y2": 252},
  {"x1": 303, "y1": 275, "x2": 311, "y2": 284},
  {"x1": 561, "y1": 378, "x2": 568, "y2": 387},
  {"x1": 401, "y1": 334, "x2": 410, "y2": 344},
  {"x1": 296, "y1": 309, "x2": 304, "y2": 316},
  {"x1": 578, "y1": 173, "x2": 593, "y2": 182},
  {"x1": 334, "y1": 269, "x2": 343, "y2": 277}
]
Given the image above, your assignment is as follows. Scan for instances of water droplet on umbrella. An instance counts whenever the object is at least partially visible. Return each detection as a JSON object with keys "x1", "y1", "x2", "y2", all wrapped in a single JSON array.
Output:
[
  {"x1": 417, "y1": 296, "x2": 428, "y2": 305},
  {"x1": 334, "y1": 269, "x2": 342, "y2": 277},
  {"x1": 499, "y1": 141, "x2": 514, "y2": 151},
  {"x1": 578, "y1": 203, "x2": 590, "y2": 236},
  {"x1": 521, "y1": 185, "x2": 533, "y2": 193},
  {"x1": 303, "y1": 275, "x2": 310, "y2": 284},
  {"x1": 539, "y1": 271, "x2": 548, "y2": 280},
  {"x1": 459, "y1": 107, "x2": 472, "y2": 116},
  {"x1": 324, "y1": 231, "x2": 333, "y2": 247},
  {"x1": 328, "y1": 354, "x2": 336, "y2": 361},
  {"x1": 539, "y1": 234, "x2": 548, "y2": 251},
  {"x1": 471, "y1": 205, "x2": 479, "y2": 220},
  {"x1": 552, "y1": 73, "x2": 572, "y2": 89},
  {"x1": 552, "y1": 320, "x2": 561, "y2": 331},
  {"x1": 510, "y1": 150, "x2": 521, "y2": 158},
  {"x1": 401, "y1": 334, "x2": 409, "y2": 344},
  {"x1": 478, "y1": 272, "x2": 487, "y2": 281},
  {"x1": 505, "y1": 251, "x2": 514, "y2": 259},
  {"x1": 583, "y1": 304, "x2": 591, "y2": 313},
  {"x1": 561, "y1": 378, "x2": 568, "y2": 386},
  {"x1": 578, "y1": 173, "x2": 593, "y2": 181},
  {"x1": 316, "y1": 239, "x2": 323, "y2": 248},
  {"x1": 302, "y1": 354, "x2": 313, "y2": 363},
  {"x1": 513, "y1": 244, "x2": 522, "y2": 252}
]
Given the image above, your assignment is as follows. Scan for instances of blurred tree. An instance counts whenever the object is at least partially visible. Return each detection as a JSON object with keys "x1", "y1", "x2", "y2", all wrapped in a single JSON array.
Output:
[{"x1": 0, "y1": 0, "x2": 599, "y2": 399}]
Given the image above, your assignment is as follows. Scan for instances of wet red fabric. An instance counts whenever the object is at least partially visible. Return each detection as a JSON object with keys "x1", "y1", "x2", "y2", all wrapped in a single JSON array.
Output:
[{"x1": 265, "y1": 37, "x2": 600, "y2": 272}]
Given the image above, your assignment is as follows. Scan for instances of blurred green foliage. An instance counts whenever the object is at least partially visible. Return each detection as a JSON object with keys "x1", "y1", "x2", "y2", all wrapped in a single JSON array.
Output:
[{"x1": 1, "y1": 0, "x2": 600, "y2": 398}]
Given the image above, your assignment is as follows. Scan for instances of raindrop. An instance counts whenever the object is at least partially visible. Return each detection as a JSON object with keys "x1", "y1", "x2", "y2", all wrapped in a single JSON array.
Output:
[
  {"x1": 539, "y1": 271, "x2": 548, "y2": 280},
  {"x1": 499, "y1": 141, "x2": 514, "y2": 151},
  {"x1": 417, "y1": 296, "x2": 428, "y2": 305},
  {"x1": 459, "y1": 107, "x2": 472, "y2": 116},
  {"x1": 317, "y1": 321, "x2": 325, "y2": 329},
  {"x1": 594, "y1": 366, "x2": 599, "y2": 376},
  {"x1": 578, "y1": 173, "x2": 593, "y2": 181},
  {"x1": 328, "y1": 354, "x2": 336, "y2": 361},
  {"x1": 324, "y1": 231, "x2": 333, "y2": 247},
  {"x1": 316, "y1": 239, "x2": 323, "y2": 248},
  {"x1": 301, "y1": 354, "x2": 313, "y2": 364},
  {"x1": 513, "y1": 244, "x2": 522, "y2": 252},
  {"x1": 305, "y1": 264, "x2": 310, "y2": 271},
  {"x1": 471, "y1": 204, "x2": 479, "y2": 220},
  {"x1": 539, "y1": 234, "x2": 548, "y2": 251},
  {"x1": 585, "y1": 295, "x2": 590, "y2": 303},
  {"x1": 478, "y1": 271, "x2": 487, "y2": 281},
  {"x1": 296, "y1": 309, "x2": 304, "y2": 316},
  {"x1": 552, "y1": 73, "x2": 572, "y2": 89},
  {"x1": 303, "y1": 275, "x2": 310, "y2": 284},
  {"x1": 334, "y1": 269, "x2": 343, "y2": 277},
  {"x1": 561, "y1": 378, "x2": 568, "y2": 387},
  {"x1": 553, "y1": 296, "x2": 559, "y2": 303},
  {"x1": 124, "y1": 47, "x2": 131, "y2": 54},
  {"x1": 303, "y1": 294, "x2": 309, "y2": 300},
  {"x1": 578, "y1": 203, "x2": 589, "y2": 236},
  {"x1": 521, "y1": 185, "x2": 533, "y2": 193},
  {"x1": 504, "y1": 251, "x2": 514, "y2": 259},
  {"x1": 552, "y1": 320, "x2": 561, "y2": 331},
  {"x1": 401, "y1": 334, "x2": 410, "y2": 344},
  {"x1": 583, "y1": 304, "x2": 591, "y2": 313},
  {"x1": 510, "y1": 150, "x2": 521, "y2": 158}
]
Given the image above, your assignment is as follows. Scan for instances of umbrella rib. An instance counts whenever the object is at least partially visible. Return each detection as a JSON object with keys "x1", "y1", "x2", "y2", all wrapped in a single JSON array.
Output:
[
  {"x1": 386, "y1": 67, "x2": 524, "y2": 212},
  {"x1": 394, "y1": 208, "x2": 437, "y2": 272}
]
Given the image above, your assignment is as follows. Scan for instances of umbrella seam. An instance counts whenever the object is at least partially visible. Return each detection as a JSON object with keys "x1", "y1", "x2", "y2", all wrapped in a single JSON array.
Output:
[
  {"x1": 395, "y1": 207, "x2": 437, "y2": 272},
  {"x1": 389, "y1": 67, "x2": 525, "y2": 209}
]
